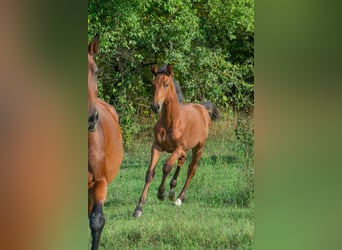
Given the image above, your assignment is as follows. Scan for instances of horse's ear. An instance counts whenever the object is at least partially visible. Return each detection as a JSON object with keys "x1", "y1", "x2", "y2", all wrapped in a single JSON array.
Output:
[
  {"x1": 151, "y1": 65, "x2": 158, "y2": 76},
  {"x1": 88, "y1": 34, "x2": 100, "y2": 55},
  {"x1": 166, "y1": 64, "x2": 173, "y2": 76}
]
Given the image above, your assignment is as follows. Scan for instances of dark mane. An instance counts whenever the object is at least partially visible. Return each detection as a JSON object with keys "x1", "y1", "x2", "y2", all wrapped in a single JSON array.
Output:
[{"x1": 157, "y1": 65, "x2": 184, "y2": 103}]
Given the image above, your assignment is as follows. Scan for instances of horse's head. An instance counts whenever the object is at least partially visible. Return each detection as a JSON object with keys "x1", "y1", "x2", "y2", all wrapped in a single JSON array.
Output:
[
  {"x1": 151, "y1": 64, "x2": 175, "y2": 113},
  {"x1": 88, "y1": 34, "x2": 100, "y2": 132}
]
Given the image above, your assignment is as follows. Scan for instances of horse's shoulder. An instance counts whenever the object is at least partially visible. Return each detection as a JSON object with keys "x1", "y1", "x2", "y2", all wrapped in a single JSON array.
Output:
[{"x1": 97, "y1": 98, "x2": 119, "y2": 123}]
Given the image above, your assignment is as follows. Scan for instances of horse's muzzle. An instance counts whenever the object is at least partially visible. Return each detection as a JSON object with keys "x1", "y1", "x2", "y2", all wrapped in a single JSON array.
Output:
[
  {"x1": 88, "y1": 110, "x2": 99, "y2": 132},
  {"x1": 151, "y1": 103, "x2": 161, "y2": 113}
]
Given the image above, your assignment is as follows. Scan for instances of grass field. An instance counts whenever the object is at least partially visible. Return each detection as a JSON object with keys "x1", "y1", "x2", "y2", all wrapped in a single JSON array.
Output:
[{"x1": 89, "y1": 115, "x2": 254, "y2": 249}]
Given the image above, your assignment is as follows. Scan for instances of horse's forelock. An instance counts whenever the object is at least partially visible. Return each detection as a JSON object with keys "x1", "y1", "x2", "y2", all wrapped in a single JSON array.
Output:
[{"x1": 157, "y1": 64, "x2": 168, "y2": 74}]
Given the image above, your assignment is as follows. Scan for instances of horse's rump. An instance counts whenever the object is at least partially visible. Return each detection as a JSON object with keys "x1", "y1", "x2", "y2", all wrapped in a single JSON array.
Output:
[{"x1": 182, "y1": 103, "x2": 211, "y2": 127}]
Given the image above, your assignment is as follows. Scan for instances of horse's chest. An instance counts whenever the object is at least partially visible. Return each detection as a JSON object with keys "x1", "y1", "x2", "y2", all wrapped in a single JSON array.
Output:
[{"x1": 156, "y1": 128, "x2": 180, "y2": 152}]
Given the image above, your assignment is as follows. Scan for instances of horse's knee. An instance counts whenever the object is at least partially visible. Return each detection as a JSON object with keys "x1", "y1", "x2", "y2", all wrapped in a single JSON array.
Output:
[
  {"x1": 89, "y1": 203, "x2": 105, "y2": 233},
  {"x1": 178, "y1": 155, "x2": 186, "y2": 166},
  {"x1": 94, "y1": 179, "x2": 108, "y2": 204},
  {"x1": 145, "y1": 169, "x2": 155, "y2": 183},
  {"x1": 163, "y1": 163, "x2": 173, "y2": 175}
]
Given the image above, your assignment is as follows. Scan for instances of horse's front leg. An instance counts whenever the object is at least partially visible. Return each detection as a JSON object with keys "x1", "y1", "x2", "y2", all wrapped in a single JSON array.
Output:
[
  {"x1": 133, "y1": 143, "x2": 162, "y2": 217},
  {"x1": 169, "y1": 154, "x2": 186, "y2": 201},
  {"x1": 157, "y1": 148, "x2": 185, "y2": 201},
  {"x1": 89, "y1": 178, "x2": 108, "y2": 250}
]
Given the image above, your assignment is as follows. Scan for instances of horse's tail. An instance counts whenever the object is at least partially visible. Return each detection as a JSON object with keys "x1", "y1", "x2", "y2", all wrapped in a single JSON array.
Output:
[{"x1": 201, "y1": 101, "x2": 219, "y2": 121}]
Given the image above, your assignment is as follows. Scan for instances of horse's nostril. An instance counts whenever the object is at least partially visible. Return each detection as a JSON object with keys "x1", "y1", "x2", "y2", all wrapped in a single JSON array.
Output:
[{"x1": 151, "y1": 103, "x2": 161, "y2": 113}]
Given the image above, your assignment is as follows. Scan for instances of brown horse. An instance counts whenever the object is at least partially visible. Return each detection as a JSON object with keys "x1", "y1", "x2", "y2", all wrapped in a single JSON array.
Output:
[
  {"x1": 133, "y1": 64, "x2": 218, "y2": 217},
  {"x1": 88, "y1": 34, "x2": 123, "y2": 250}
]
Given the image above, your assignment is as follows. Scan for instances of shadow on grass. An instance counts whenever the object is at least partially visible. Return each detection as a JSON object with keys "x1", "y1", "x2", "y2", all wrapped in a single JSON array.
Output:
[
  {"x1": 207, "y1": 154, "x2": 238, "y2": 165},
  {"x1": 199, "y1": 153, "x2": 238, "y2": 167}
]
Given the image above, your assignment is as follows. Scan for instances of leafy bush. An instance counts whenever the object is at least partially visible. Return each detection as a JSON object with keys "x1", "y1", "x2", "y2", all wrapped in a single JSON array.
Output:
[
  {"x1": 88, "y1": 0, "x2": 254, "y2": 145},
  {"x1": 235, "y1": 117, "x2": 254, "y2": 200}
]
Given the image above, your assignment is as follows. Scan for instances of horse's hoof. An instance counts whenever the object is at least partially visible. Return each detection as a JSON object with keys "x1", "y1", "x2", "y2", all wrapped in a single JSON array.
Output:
[
  {"x1": 133, "y1": 209, "x2": 143, "y2": 218},
  {"x1": 174, "y1": 198, "x2": 182, "y2": 206},
  {"x1": 169, "y1": 189, "x2": 176, "y2": 201},
  {"x1": 157, "y1": 192, "x2": 165, "y2": 201}
]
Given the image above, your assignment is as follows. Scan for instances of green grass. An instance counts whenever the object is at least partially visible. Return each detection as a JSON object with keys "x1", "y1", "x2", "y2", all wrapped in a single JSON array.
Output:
[{"x1": 89, "y1": 116, "x2": 254, "y2": 249}]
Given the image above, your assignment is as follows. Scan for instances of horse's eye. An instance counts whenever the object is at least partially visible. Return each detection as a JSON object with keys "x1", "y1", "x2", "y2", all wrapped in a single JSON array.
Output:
[{"x1": 165, "y1": 83, "x2": 169, "y2": 88}]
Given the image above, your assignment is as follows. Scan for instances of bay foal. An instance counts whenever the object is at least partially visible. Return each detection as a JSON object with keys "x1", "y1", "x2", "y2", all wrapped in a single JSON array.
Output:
[{"x1": 133, "y1": 64, "x2": 218, "y2": 217}]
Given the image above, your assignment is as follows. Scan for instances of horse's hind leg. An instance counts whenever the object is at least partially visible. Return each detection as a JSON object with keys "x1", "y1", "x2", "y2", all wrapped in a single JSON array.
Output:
[
  {"x1": 89, "y1": 178, "x2": 108, "y2": 250},
  {"x1": 175, "y1": 145, "x2": 203, "y2": 206},
  {"x1": 157, "y1": 148, "x2": 184, "y2": 201},
  {"x1": 169, "y1": 154, "x2": 186, "y2": 201}
]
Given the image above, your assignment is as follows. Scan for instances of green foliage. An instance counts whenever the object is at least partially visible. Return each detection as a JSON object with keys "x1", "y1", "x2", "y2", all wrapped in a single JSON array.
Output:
[
  {"x1": 235, "y1": 116, "x2": 254, "y2": 201},
  {"x1": 88, "y1": 0, "x2": 254, "y2": 144}
]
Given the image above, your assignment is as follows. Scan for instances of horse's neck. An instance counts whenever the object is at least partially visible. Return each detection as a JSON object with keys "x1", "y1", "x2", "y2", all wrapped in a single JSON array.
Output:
[{"x1": 161, "y1": 89, "x2": 180, "y2": 129}]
